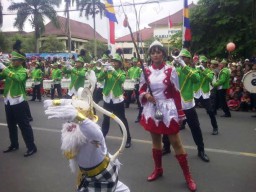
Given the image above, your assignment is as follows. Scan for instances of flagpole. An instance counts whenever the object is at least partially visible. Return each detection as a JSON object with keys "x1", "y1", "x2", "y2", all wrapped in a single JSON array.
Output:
[{"x1": 182, "y1": 0, "x2": 185, "y2": 49}]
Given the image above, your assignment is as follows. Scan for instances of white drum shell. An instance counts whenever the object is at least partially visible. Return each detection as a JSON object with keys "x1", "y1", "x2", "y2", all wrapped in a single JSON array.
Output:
[
  {"x1": 61, "y1": 79, "x2": 71, "y2": 89},
  {"x1": 43, "y1": 80, "x2": 53, "y2": 90},
  {"x1": 26, "y1": 79, "x2": 34, "y2": 89},
  {"x1": 123, "y1": 79, "x2": 137, "y2": 91},
  {"x1": 242, "y1": 71, "x2": 256, "y2": 93}
]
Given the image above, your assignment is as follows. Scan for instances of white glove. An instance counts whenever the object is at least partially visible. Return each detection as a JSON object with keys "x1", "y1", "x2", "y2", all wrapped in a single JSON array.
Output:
[
  {"x1": 44, "y1": 99, "x2": 72, "y2": 109},
  {"x1": 107, "y1": 66, "x2": 115, "y2": 71},
  {"x1": 199, "y1": 65, "x2": 205, "y2": 70},
  {"x1": 45, "y1": 105, "x2": 77, "y2": 121},
  {"x1": 175, "y1": 57, "x2": 186, "y2": 67},
  {"x1": 0, "y1": 62, "x2": 6, "y2": 70}
]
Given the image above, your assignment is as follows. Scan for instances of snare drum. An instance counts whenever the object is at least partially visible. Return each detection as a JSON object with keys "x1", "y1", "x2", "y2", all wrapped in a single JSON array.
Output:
[
  {"x1": 242, "y1": 71, "x2": 256, "y2": 93},
  {"x1": 61, "y1": 78, "x2": 71, "y2": 89},
  {"x1": 123, "y1": 79, "x2": 137, "y2": 91},
  {"x1": 43, "y1": 80, "x2": 54, "y2": 90},
  {"x1": 26, "y1": 79, "x2": 34, "y2": 89}
]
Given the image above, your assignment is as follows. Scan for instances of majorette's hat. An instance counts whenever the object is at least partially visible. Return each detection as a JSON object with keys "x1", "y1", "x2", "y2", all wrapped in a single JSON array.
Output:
[{"x1": 149, "y1": 40, "x2": 163, "y2": 49}]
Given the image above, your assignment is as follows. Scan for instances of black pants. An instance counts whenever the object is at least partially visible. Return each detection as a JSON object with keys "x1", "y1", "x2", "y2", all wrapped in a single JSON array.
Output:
[
  {"x1": 93, "y1": 87, "x2": 103, "y2": 104},
  {"x1": 163, "y1": 107, "x2": 205, "y2": 152},
  {"x1": 31, "y1": 84, "x2": 41, "y2": 100},
  {"x1": 5, "y1": 101, "x2": 36, "y2": 150},
  {"x1": 184, "y1": 107, "x2": 205, "y2": 151},
  {"x1": 124, "y1": 90, "x2": 134, "y2": 108},
  {"x1": 217, "y1": 89, "x2": 231, "y2": 116},
  {"x1": 101, "y1": 101, "x2": 131, "y2": 141},
  {"x1": 51, "y1": 84, "x2": 62, "y2": 99},
  {"x1": 195, "y1": 96, "x2": 218, "y2": 129}
]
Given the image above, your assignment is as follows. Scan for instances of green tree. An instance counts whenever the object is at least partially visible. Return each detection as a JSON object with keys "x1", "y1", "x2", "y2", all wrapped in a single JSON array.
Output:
[
  {"x1": 76, "y1": 0, "x2": 105, "y2": 57},
  {"x1": 39, "y1": 35, "x2": 65, "y2": 52},
  {"x1": 168, "y1": 31, "x2": 182, "y2": 51},
  {"x1": 190, "y1": 0, "x2": 256, "y2": 59},
  {"x1": 83, "y1": 40, "x2": 107, "y2": 61},
  {"x1": 8, "y1": 0, "x2": 61, "y2": 53},
  {"x1": 0, "y1": 32, "x2": 10, "y2": 52},
  {"x1": 7, "y1": 34, "x2": 35, "y2": 53}
]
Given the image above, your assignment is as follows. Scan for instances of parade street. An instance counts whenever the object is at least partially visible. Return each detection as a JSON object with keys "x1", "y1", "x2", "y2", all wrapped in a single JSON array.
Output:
[{"x1": 0, "y1": 97, "x2": 256, "y2": 192}]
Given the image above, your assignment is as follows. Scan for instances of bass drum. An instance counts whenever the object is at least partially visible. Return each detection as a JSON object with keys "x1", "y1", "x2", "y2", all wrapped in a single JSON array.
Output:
[{"x1": 242, "y1": 71, "x2": 256, "y2": 93}]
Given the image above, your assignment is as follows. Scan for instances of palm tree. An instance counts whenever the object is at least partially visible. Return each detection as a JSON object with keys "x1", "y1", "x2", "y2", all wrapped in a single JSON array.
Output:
[
  {"x1": 64, "y1": 0, "x2": 75, "y2": 54},
  {"x1": 8, "y1": 0, "x2": 61, "y2": 53},
  {"x1": 76, "y1": 0, "x2": 105, "y2": 58}
]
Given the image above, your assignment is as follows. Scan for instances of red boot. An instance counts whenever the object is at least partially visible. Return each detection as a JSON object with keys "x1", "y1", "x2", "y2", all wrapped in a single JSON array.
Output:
[
  {"x1": 147, "y1": 148, "x2": 163, "y2": 182},
  {"x1": 176, "y1": 154, "x2": 197, "y2": 192}
]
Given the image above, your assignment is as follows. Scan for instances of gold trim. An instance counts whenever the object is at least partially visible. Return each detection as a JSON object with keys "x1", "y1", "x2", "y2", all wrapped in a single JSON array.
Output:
[{"x1": 80, "y1": 155, "x2": 110, "y2": 177}]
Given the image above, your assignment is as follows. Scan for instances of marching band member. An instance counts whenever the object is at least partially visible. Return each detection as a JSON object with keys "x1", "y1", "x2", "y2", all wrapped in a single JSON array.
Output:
[
  {"x1": 93, "y1": 54, "x2": 108, "y2": 104},
  {"x1": 194, "y1": 55, "x2": 219, "y2": 135},
  {"x1": 0, "y1": 47, "x2": 37, "y2": 157},
  {"x1": 50, "y1": 62, "x2": 62, "y2": 99},
  {"x1": 44, "y1": 88, "x2": 130, "y2": 192},
  {"x1": 98, "y1": 53, "x2": 132, "y2": 148},
  {"x1": 30, "y1": 61, "x2": 43, "y2": 102},
  {"x1": 125, "y1": 57, "x2": 141, "y2": 108},
  {"x1": 63, "y1": 56, "x2": 86, "y2": 97},
  {"x1": 163, "y1": 49, "x2": 210, "y2": 163},
  {"x1": 213, "y1": 59, "x2": 232, "y2": 117},
  {"x1": 139, "y1": 41, "x2": 196, "y2": 191}
]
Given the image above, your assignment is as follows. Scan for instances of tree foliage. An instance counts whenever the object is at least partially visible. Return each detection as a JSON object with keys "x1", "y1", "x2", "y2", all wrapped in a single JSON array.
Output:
[
  {"x1": 83, "y1": 40, "x2": 108, "y2": 60},
  {"x1": 39, "y1": 35, "x2": 65, "y2": 52},
  {"x1": 8, "y1": 0, "x2": 61, "y2": 53},
  {"x1": 168, "y1": 31, "x2": 182, "y2": 50},
  {"x1": 190, "y1": 0, "x2": 256, "y2": 59}
]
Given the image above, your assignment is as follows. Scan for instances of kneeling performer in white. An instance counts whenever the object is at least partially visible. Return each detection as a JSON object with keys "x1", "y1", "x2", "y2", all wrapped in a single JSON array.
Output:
[{"x1": 44, "y1": 87, "x2": 130, "y2": 192}]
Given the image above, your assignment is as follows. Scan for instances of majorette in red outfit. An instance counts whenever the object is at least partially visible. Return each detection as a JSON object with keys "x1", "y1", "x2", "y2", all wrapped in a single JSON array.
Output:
[{"x1": 138, "y1": 40, "x2": 197, "y2": 192}]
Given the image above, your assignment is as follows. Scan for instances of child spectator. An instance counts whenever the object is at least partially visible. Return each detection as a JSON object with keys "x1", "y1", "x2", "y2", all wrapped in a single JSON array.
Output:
[
  {"x1": 227, "y1": 93, "x2": 240, "y2": 111},
  {"x1": 240, "y1": 91, "x2": 251, "y2": 111}
]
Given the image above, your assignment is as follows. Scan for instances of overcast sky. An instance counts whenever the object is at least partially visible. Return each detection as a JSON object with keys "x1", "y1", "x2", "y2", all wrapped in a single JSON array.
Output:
[{"x1": 1, "y1": 0, "x2": 198, "y2": 38}]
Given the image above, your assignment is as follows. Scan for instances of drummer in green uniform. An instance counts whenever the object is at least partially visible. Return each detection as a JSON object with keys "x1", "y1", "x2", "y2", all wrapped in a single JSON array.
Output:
[
  {"x1": 194, "y1": 55, "x2": 219, "y2": 135},
  {"x1": 30, "y1": 61, "x2": 43, "y2": 101},
  {"x1": 213, "y1": 59, "x2": 231, "y2": 117},
  {"x1": 50, "y1": 62, "x2": 62, "y2": 99},
  {"x1": 93, "y1": 54, "x2": 108, "y2": 104}
]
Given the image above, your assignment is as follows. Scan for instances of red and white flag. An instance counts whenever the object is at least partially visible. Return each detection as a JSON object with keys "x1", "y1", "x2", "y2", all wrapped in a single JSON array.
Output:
[{"x1": 168, "y1": 15, "x2": 173, "y2": 28}]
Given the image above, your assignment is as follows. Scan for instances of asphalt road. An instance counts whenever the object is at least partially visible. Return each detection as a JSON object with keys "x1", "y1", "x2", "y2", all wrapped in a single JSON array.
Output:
[{"x1": 0, "y1": 96, "x2": 256, "y2": 192}]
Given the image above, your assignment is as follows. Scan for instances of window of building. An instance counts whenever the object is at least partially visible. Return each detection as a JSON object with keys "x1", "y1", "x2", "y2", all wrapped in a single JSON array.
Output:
[{"x1": 123, "y1": 48, "x2": 133, "y2": 54}]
